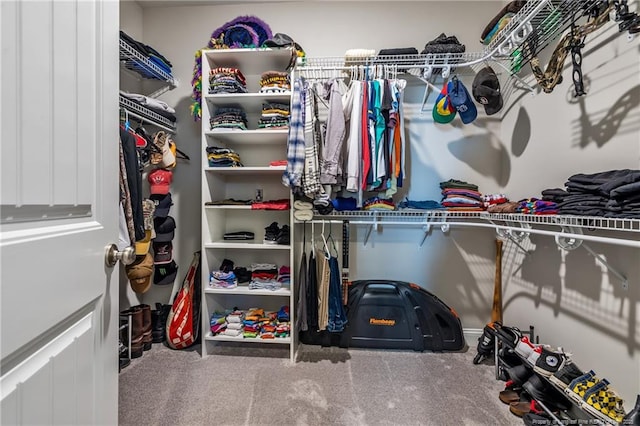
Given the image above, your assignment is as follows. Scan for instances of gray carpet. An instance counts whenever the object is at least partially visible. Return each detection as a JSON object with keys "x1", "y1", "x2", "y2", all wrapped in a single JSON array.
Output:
[{"x1": 119, "y1": 344, "x2": 523, "y2": 426}]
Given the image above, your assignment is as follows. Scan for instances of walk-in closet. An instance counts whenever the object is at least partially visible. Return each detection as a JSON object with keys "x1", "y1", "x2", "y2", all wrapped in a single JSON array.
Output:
[{"x1": 1, "y1": 0, "x2": 638, "y2": 425}]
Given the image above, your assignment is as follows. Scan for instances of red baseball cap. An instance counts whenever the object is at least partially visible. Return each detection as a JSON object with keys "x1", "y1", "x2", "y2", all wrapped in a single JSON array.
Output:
[{"x1": 148, "y1": 169, "x2": 172, "y2": 195}]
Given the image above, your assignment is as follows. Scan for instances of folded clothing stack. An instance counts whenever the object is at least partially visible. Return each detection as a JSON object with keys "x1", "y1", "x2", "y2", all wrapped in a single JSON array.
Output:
[
  {"x1": 259, "y1": 70, "x2": 290, "y2": 93},
  {"x1": 549, "y1": 169, "x2": 640, "y2": 218},
  {"x1": 120, "y1": 91, "x2": 177, "y2": 123},
  {"x1": 421, "y1": 33, "x2": 466, "y2": 54},
  {"x1": 277, "y1": 266, "x2": 290, "y2": 285},
  {"x1": 209, "y1": 106, "x2": 248, "y2": 131},
  {"x1": 363, "y1": 196, "x2": 395, "y2": 211},
  {"x1": 249, "y1": 263, "x2": 280, "y2": 290},
  {"x1": 120, "y1": 30, "x2": 173, "y2": 79},
  {"x1": 209, "y1": 270, "x2": 237, "y2": 289},
  {"x1": 516, "y1": 198, "x2": 558, "y2": 215},
  {"x1": 209, "y1": 67, "x2": 247, "y2": 94},
  {"x1": 206, "y1": 146, "x2": 243, "y2": 167},
  {"x1": 258, "y1": 102, "x2": 290, "y2": 129},
  {"x1": 482, "y1": 193, "x2": 509, "y2": 209},
  {"x1": 440, "y1": 179, "x2": 484, "y2": 211},
  {"x1": 223, "y1": 231, "x2": 254, "y2": 240}
]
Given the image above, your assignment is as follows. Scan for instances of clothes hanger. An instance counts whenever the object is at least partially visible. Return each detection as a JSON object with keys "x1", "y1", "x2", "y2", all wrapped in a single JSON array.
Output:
[
  {"x1": 320, "y1": 220, "x2": 330, "y2": 260},
  {"x1": 326, "y1": 223, "x2": 339, "y2": 259}
]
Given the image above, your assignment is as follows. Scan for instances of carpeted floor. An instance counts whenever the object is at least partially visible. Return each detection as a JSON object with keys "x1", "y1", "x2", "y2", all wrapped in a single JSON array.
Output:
[{"x1": 119, "y1": 343, "x2": 524, "y2": 426}]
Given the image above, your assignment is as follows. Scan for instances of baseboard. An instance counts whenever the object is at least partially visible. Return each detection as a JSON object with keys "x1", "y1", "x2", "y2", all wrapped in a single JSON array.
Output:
[{"x1": 463, "y1": 328, "x2": 483, "y2": 347}]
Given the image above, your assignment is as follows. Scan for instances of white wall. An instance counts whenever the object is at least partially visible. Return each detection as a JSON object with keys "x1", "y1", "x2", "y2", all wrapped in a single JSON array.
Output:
[
  {"x1": 131, "y1": 0, "x2": 640, "y2": 404},
  {"x1": 499, "y1": 11, "x2": 640, "y2": 405}
]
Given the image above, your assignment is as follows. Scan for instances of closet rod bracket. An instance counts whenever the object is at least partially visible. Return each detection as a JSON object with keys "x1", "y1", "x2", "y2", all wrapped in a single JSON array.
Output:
[
  {"x1": 555, "y1": 225, "x2": 628, "y2": 291},
  {"x1": 419, "y1": 224, "x2": 431, "y2": 248}
]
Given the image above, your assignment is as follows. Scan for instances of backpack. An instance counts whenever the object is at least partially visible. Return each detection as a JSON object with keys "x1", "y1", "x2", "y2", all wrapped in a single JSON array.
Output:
[{"x1": 166, "y1": 251, "x2": 201, "y2": 349}]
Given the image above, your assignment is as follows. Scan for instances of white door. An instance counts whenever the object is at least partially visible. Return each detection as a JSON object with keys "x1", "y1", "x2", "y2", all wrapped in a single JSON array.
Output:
[{"x1": 0, "y1": 1, "x2": 120, "y2": 424}]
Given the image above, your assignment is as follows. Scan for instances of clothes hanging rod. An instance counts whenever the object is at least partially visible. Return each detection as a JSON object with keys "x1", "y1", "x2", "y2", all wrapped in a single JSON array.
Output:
[{"x1": 295, "y1": 219, "x2": 640, "y2": 248}]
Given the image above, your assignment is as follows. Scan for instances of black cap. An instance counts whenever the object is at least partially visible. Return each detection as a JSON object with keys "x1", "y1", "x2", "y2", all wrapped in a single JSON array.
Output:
[
  {"x1": 472, "y1": 67, "x2": 503, "y2": 116},
  {"x1": 154, "y1": 260, "x2": 178, "y2": 285},
  {"x1": 154, "y1": 216, "x2": 176, "y2": 242}
]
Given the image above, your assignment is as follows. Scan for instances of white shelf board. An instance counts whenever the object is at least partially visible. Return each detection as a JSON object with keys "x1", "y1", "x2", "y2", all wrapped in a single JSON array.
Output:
[
  {"x1": 204, "y1": 242, "x2": 291, "y2": 250},
  {"x1": 204, "y1": 166, "x2": 285, "y2": 174},
  {"x1": 204, "y1": 129, "x2": 288, "y2": 144},
  {"x1": 205, "y1": 92, "x2": 291, "y2": 109},
  {"x1": 204, "y1": 205, "x2": 253, "y2": 210},
  {"x1": 205, "y1": 333, "x2": 291, "y2": 344},
  {"x1": 205, "y1": 286, "x2": 291, "y2": 296},
  {"x1": 203, "y1": 48, "x2": 294, "y2": 75}
]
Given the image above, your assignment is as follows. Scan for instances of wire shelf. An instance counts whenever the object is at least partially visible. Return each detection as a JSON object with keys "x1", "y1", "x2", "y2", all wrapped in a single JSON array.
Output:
[
  {"x1": 119, "y1": 96, "x2": 176, "y2": 132},
  {"x1": 119, "y1": 38, "x2": 177, "y2": 87},
  {"x1": 304, "y1": 210, "x2": 640, "y2": 234},
  {"x1": 298, "y1": 0, "x2": 605, "y2": 81}
]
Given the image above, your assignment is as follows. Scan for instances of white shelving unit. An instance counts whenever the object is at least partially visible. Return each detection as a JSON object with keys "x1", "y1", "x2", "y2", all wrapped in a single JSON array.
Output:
[{"x1": 200, "y1": 48, "x2": 295, "y2": 361}]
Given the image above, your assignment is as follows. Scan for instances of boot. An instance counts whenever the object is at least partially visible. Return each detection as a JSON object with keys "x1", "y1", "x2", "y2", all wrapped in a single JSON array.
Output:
[
  {"x1": 120, "y1": 306, "x2": 144, "y2": 358},
  {"x1": 137, "y1": 304, "x2": 153, "y2": 351},
  {"x1": 152, "y1": 303, "x2": 172, "y2": 343},
  {"x1": 623, "y1": 395, "x2": 640, "y2": 425},
  {"x1": 152, "y1": 307, "x2": 164, "y2": 343}
]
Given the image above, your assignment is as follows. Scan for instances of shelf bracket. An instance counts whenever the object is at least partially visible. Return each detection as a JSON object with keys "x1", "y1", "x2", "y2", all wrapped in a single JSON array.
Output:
[
  {"x1": 419, "y1": 224, "x2": 431, "y2": 248},
  {"x1": 363, "y1": 215, "x2": 378, "y2": 247},
  {"x1": 490, "y1": 59, "x2": 536, "y2": 95},
  {"x1": 582, "y1": 243, "x2": 629, "y2": 291},
  {"x1": 555, "y1": 225, "x2": 628, "y2": 291}
]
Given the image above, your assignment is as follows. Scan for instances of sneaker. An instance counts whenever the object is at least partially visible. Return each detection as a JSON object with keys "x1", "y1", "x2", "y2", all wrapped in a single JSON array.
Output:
[
  {"x1": 549, "y1": 362, "x2": 584, "y2": 389},
  {"x1": 264, "y1": 222, "x2": 280, "y2": 244},
  {"x1": 276, "y1": 224, "x2": 290, "y2": 245},
  {"x1": 566, "y1": 370, "x2": 599, "y2": 404},
  {"x1": 515, "y1": 335, "x2": 537, "y2": 358},
  {"x1": 533, "y1": 347, "x2": 569, "y2": 377},
  {"x1": 522, "y1": 373, "x2": 572, "y2": 411},
  {"x1": 526, "y1": 345, "x2": 544, "y2": 365}
]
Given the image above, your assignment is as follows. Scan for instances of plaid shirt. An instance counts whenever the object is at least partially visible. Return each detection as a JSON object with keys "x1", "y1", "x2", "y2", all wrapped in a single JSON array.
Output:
[
  {"x1": 302, "y1": 82, "x2": 322, "y2": 197},
  {"x1": 282, "y1": 78, "x2": 306, "y2": 189}
]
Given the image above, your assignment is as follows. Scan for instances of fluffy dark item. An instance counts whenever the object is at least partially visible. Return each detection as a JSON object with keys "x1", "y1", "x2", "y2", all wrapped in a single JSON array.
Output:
[
  {"x1": 212, "y1": 15, "x2": 272, "y2": 46},
  {"x1": 223, "y1": 24, "x2": 259, "y2": 48}
]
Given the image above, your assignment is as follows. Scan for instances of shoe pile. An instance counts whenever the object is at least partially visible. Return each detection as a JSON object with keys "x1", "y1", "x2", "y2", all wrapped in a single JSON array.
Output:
[
  {"x1": 486, "y1": 322, "x2": 630, "y2": 423},
  {"x1": 264, "y1": 222, "x2": 289, "y2": 245}
]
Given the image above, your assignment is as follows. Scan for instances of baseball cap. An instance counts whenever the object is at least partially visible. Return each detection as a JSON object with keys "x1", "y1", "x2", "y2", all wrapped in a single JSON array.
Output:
[
  {"x1": 472, "y1": 66, "x2": 503, "y2": 116},
  {"x1": 134, "y1": 229, "x2": 152, "y2": 255},
  {"x1": 149, "y1": 193, "x2": 172, "y2": 218},
  {"x1": 448, "y1": 77, "x2": 478, "y2": 125},
  {"x1": 148, "y1": 169, "x2": 173, "y2": 195},
  {"x1": 432, "y1": 81, "x2": 457, "y2": 124},
  {"x1": 154, "y1": 216, "x2": 176, "y2": 242},
  {"x1": 161, "y1": 139, "x2": 177, "y2": 169},
  {"x1": 154, "y1": 260, "x2": 178, "y2": 286},
  {"x1": 125, "y1": 252, "x2": 153, "y2": 293},
  {"x1": 152, "y1": 241, "x2": 173, "y2": 264}
]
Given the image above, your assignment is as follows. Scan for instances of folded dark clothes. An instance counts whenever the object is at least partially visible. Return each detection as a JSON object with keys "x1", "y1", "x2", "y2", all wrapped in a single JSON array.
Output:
[
  {"x1": 377, "y1": 47, "x2": 419, "y2": 56},
  {"x1": 604, "y1": 211, "x2": 640, "y2": 218},
  {"x1": 559, "y1": 208, "x2": 607, "y2": 216},
  {"x1": 439, "y1": 179, "x2": 478, "y2": 191},
  {"x1": 120, "y1": 30, "x2": 172, "y2": 67},
  {"x1": 205, "y1": 199, "x2": 252, "y2": 205},
  {"x1": 541, "y1": 188, "x2": 569, "y2": 197},
  {"x1": 610, "y1": 181, "x2": 640, "y2": 199},
  {"x1": 223, "y1": 231, "x2": 255, "y2": 240},
  {"x1": 480, "y1": 1, "x2": 528, "y2": 40},
  {"x1": 568, "y1": 169, "x2": 639, "y2": 185},
  {"x1": 558, "y1": 200, "x2": 607, "y2": 209},
  {"x1": 560, "y1": 194, "x2": 608, "y2": 202},
  {"x1": 421, "y1": 33, "x2": 466, "y2": 54},
  {"x1": 398, "y1": 199, "x2": 444, "y2": 210}
]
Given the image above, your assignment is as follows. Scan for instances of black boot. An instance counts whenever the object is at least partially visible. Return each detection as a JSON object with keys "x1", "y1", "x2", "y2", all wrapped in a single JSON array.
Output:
[
  {"x1": 152, "y1": 303, "x2": 172, "y2": 343},
  {"x1": 623, "y1": 395, "x2": 640, "y2": 425}
]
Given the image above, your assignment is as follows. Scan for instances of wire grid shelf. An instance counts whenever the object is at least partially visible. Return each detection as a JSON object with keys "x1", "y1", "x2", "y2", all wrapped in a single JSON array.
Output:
[
  {"x1": 307, "y1": 210, "x2": 640, "y2": 233},
  {"x1": 119, "y1": 38, "x2": 177, "y2": 87},
  {"x1": 119, "y1": 96, "x2": 176, "y2": 132},
  {"x1": 495, "y1": 0, "x2": 604, "y2": 74}
]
